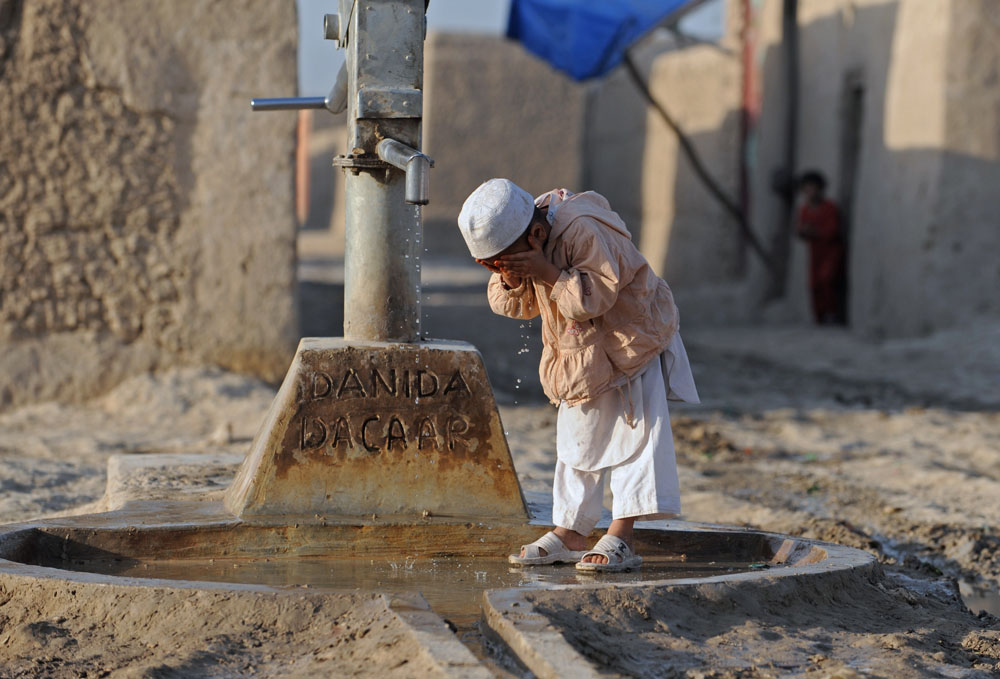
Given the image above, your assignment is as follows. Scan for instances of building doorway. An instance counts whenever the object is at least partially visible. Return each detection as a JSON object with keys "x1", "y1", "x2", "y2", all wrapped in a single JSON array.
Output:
[{"x1": 837, "y1": 74, "x2": 864, "y2": 326}]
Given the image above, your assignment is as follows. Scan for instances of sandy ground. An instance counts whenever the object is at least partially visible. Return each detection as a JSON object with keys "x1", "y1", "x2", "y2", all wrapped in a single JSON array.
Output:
[
  {"x1": 0, "y1": 583, "x2": 454, "y2": 679},
  {"x1": 0, "y1": 248, "x2": 998, "y2": 675},
  {"x1": 0, "y1": 368, "x2": 273, "y2": 524}
]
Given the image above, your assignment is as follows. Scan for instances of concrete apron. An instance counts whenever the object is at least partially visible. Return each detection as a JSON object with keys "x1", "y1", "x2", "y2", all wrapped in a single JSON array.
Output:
[{"x1": 0, "y1": 338, "x2": 878, "y2": 676}]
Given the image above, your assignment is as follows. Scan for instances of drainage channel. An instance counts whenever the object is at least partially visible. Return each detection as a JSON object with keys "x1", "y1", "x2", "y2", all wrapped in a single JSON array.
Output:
[{"x1": 51, "y1": 554, "x2": 761, "y2": 675}]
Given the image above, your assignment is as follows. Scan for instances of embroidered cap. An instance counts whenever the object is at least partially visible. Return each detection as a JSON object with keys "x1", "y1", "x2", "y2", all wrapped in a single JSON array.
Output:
[{"x1": 457, "y1": 178, "x2": 535, "y2": 259}]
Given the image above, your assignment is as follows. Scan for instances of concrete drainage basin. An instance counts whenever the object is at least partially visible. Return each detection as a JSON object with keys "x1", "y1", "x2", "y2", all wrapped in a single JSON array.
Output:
[{"x1": 0, "y1": 500, "x2": 877, "y2": 675}]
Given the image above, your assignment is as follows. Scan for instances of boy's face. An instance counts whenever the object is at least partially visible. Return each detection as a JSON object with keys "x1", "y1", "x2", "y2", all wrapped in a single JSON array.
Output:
[
  {"x1": 801, "y1": 182, "x2": 822, "y2": 202},
  {"x1": 479, "y1": 222, "x2": 545, "y2": 269}
]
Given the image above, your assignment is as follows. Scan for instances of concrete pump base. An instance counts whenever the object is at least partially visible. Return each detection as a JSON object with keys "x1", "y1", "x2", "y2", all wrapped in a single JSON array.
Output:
[
  {"x1": 225, "y1": 338, "x2": 529, "y2": 521},
  {"x1": 0, "y1": 453, "x2": 878, "y2": 676}
]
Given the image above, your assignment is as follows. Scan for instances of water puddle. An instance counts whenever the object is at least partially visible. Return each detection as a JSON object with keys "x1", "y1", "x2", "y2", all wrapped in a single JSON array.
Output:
[
  {"x1": 62, "y1": 555, "x2": 756, "y2": 618},
  {"x1": 959, "y1": 581, "x2": 1000, "y2": 617},
  {"x1": 57, "y1": 555, "x2": 757, "y2": 675}
]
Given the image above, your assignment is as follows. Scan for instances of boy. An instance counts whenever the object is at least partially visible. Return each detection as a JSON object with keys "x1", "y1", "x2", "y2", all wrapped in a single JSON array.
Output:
[{"x1": 457, "y1": 179, "x2": 698, "y2": 572}]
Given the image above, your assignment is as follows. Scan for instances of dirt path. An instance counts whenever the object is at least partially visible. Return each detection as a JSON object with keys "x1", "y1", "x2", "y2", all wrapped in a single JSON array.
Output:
[{"x1": 671, "y1": 408, "x2": 1000, "y2": 590}]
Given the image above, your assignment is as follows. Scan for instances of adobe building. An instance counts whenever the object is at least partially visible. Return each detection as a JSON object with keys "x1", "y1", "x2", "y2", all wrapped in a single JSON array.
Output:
[
  {"x1": 583, "y1": 31, "x2": 745, "y2": 324},
  {"x1": 602, "y1": 0, "x2": 1000, "y2": 337},
  {"x1": 747, "y1": 0, "x2": 1000, "y2": 338},
  {"x1": 416, "y1": 32, "x2": 587, "y2": 258},
  {"x1": 0, "y1": 0, "x2": 299, "y2": 410}
]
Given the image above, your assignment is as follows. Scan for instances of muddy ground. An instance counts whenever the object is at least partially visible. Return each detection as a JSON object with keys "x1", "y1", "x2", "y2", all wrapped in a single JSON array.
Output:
[
  {"x1": 0, "y1": 251, "x2": 997, "y2": 676},
  {"x1": 526, "y1": 568, "x2": 1000, "y2": 678},
  {"x1": 502, "y1": 325, "x2": 1000, "y2": 677}
]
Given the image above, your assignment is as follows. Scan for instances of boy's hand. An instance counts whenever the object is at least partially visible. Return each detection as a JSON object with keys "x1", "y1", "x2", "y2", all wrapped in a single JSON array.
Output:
[
  {"x1": 499, "y1": 234, "x2": 561, "y2": 286},
  {"x1": 477, "y1": 258, "x2": 522, "y2": 289},
  {"x1": 475, "y1": 258, "x2": 502, "y2": 274}
]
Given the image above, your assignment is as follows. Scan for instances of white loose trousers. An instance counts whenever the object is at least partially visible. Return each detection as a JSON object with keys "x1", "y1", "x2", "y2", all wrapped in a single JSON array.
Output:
[{"x1": 552, "y1": 333, "x2": 698, "y2": 535}]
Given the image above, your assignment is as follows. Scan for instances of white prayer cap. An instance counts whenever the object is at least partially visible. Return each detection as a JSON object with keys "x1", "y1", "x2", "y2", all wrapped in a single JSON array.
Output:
[{"x1": 457, "y1": 178, "x2": 534, "y2": 259}]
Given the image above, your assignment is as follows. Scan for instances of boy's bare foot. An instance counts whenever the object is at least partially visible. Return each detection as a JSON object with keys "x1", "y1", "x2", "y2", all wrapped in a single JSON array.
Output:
[
  {"x1": 518, "y1": 526, "x2": 588, "y2": 558},
  {"x1": 580, "y1": 518, "x2": 635, "y2": 564}
]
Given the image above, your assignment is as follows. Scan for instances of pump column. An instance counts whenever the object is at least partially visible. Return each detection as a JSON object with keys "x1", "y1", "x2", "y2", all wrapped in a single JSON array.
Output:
[{"x1": 334, "y1": 0, "x2": 427, "y2": 342}]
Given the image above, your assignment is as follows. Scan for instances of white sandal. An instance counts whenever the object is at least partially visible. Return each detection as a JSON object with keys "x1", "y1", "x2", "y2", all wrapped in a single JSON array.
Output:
[
  {"x1": 509, "y1": 531, "x2": 588, "y2": 566},
  {"x1": 575, "y1": 534, "x2": 642, "y2": 573}
]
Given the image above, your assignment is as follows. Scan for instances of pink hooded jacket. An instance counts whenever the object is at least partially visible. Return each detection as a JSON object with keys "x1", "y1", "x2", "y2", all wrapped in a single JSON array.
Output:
[{"x1": 487, "y1": 189, "x2": 679, "y2": 406}]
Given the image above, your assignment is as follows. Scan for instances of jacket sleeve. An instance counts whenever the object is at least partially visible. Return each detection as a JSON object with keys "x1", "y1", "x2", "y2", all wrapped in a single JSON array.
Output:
[
  {"x1": 487, "y1": 273, "x2": 540, "y2": 320},
  {"x1": 548, "y1": 221, "x2": 623, "y2": 322}
]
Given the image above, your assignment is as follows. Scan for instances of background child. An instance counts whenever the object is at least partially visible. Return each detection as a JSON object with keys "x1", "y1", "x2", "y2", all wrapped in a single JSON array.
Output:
[
  {"x1": 796, "y1": 170, "x2": 847, "y2": 325},
  {"x1": 457, "y1": 178, "x2": 699, "y2": 572}
]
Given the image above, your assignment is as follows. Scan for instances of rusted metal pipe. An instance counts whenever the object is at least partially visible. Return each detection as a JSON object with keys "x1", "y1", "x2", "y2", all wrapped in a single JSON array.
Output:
[
  {"x1": 338, "y1": 0, "x2": 427, "y2": 341},
  {"x1": 343, "y1": 170, "x2": 421, "y2": 342}
]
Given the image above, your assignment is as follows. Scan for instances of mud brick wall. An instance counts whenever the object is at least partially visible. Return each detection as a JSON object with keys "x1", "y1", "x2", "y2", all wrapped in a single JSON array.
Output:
[{"x1": 0, "y1": 0, "x2": 298, "y2": 409}]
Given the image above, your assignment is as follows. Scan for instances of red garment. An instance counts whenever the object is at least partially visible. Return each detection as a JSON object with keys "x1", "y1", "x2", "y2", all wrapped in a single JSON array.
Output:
[{"x1": 797, "y1": 199, "x2": 845, "y2": 323}]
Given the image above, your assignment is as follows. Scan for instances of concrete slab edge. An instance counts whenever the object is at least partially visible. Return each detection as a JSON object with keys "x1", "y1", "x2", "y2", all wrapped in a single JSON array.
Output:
[
  {"x1": 481, "y1": 587, "x2": 621, "y2": 679},
  {"x1": 385, "y1": 592, "x2": 495, "y2": 679}
]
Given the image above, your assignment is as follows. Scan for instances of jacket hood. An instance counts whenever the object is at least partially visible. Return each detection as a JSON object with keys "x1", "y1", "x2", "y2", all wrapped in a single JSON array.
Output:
[{"x1": 536, "y1": 189, "x2": 632, "y2": 241}]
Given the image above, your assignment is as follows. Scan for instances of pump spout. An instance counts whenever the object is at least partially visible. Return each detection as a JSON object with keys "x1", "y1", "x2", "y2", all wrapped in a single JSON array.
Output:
[{"x1": 376, "y1": 139, "x2": 434, "y2": 205}]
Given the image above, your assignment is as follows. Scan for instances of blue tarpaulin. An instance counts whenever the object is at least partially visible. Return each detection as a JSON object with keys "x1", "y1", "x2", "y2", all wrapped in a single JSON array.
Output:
[{"x1": 507, "y1": 0, "x2": 696, "y2": 81}]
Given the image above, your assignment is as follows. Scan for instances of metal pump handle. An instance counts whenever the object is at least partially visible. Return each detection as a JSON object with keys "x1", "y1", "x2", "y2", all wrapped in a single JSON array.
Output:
[
  {"x1": 251, "y1": 61, "x2": 348, "y2": 114},
  {"x1": 250, "y1": 97, "x2": 327, "y2": 111}
]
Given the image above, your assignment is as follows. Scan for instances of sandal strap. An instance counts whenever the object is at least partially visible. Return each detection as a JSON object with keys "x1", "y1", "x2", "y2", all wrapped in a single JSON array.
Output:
[
  {"x1": 581, "y1": 534, "x2": 632, "y2": 564},
  {"x1": 519, "y1": 531, "x2": 565, "y2": 559}
]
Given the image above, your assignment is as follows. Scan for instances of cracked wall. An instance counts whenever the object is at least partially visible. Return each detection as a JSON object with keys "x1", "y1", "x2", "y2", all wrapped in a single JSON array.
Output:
[{"x1": 0, "y1": 0, "x2": 298, "y2": 410}]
